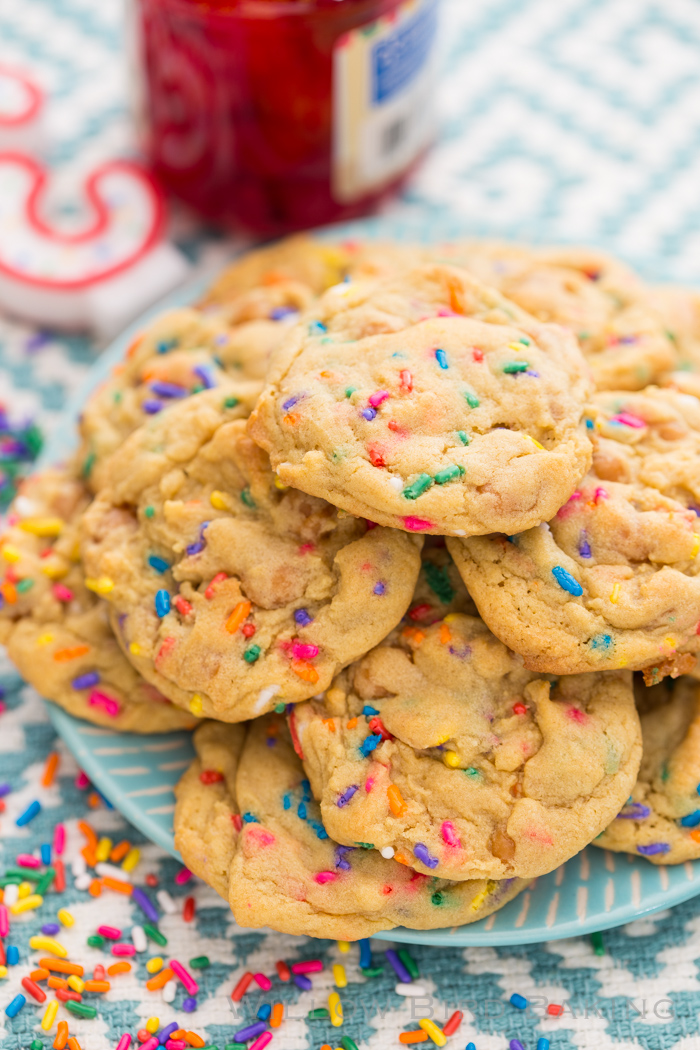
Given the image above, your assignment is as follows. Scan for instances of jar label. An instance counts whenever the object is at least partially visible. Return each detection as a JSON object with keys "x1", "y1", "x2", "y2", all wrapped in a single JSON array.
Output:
[{"x1": 332, "y1": 0, "x2": 439, "y2": 203}]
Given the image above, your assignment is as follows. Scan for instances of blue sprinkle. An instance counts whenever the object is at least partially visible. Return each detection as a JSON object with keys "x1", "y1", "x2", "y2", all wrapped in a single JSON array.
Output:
[
  {"x1": 297, "y1": 801, "x2": 307, "y2": 820},
  {"x1": 435, "y1": 348, "x2": 449, "y2": 369},
  {"x1": 413, "y1": 843, "x2": 439, "y2": 869},
  {"x1": 301, "y1": 779, "x2": 311, "y2": 802},
  {"x1": 294, "y1": 608, "x2": 313, "y2": 626},
  {"x1": 337, "y1": 785, "x2": 359, "y2": 808},
  {"x1": 193, "y1": 365, "x2": 215, "y2": 389},
  {"x1": 16, "y1": 800, "x2": 40, "y2": 826},
  {"x1": 155, "y1": 590, "x2": 171, "y2": 617},
  {"x1": 585, "y1": 418, "x2": 594, "y2": 429},
  {"x1": 151, "y1": 380, "x2": 188, "y2": 399},
  {"x1": 294, "y1": 974, "x2": 312, "y2": 991},
  {"x1": 6, "y1": 945, "x2": 19, "y2": 965},
  {"x1": 71, "y1": 671, "x2": 100, "y2": 690},
  {"x1": 242, "y1": 812, "x2": 259, "y2": 824},
  {"x1": 41, "y1": 922, "x2": 60, "y2": 935},
  {"x1": 467, "y1": 1044, "x2": 477, "y2": 1050},
  {"x1": 5, "y1": 994, "x2": 25, "y2": 1018},
  {"x1": 680, "y1": 810, "x2": 700, "y2": 827},
  {"x1": 309, "y1": 820, "x2": 328, "y2": 840},
  {"x1": 148, "y1": 555, "x2": 170, "y2": 574},
  {"x1": 362, "y1": 407, "x2": 377, "y2": 421},
  {"x1": 637, "y1": 843, "x2": 670, "y2": 856},
  {"x1": 257, "y1": 1004, "x2": 272, "y2": 1021},
  {"x1": 537, "y1": 1040, "x2": 550, "y2": 1050},
  {"x1": 283, "y1": 793, "x2": 292, "y2": 810},
  {"x1": 308, "y1": 321, "x2": 327, "y2": 335},
  {"x1": 590, "y1": 633, "x2": 613, "y2": 650},
  {"x1": 40, "y1": 843, "x2": 52, "y2": 866},
  {"x1": 156, "y1": 338, "x2": 178, "y2": 354},
  {"x1": 359, "y1": 939, "x2": 372, "y2": 969},
  {"x1": 373, "y1": 581, "x2": 386, "y2": 595},
  {"x1": 551, "y1": 565, "x2": 583, "y2": 596},
  {"x1": 143, "y1": 399, "x2": 163, "y2": 414},
  {"x1": 510, "y1": 993, "x2": 528, "y2": 1010},
  {"x1": 359, "y1": 734, "x2": 382, "y2": 757},
  {"x1": 362, "y1": 705, "x2": 379, "y2": 716}
]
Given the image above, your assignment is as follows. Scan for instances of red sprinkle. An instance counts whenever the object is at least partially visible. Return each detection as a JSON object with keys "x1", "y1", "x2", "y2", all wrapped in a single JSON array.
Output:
[
  {"x1": 145, "y1": 874, "x2": 159, "y2": 888},
  {"x1": 548, "y1": 1004, "x2": 564, "y2": 1016},
  {"x1": 242, "y1": 623, "x2": 256, "y2": 638},
  {"x1": 443, "y1": 1011, "x2": 463, "y2": 1036},
  {"x1": 275, "y1": 960, "x2": 291, "y2": 982},
  {"x1": 408, "y1": 603, "x2": 432, "y2": 621},
  {"x1": 183, "y1": 896, "x2": 195, "y2": 922},
  {"x1": 174, "y1": 595, "x2": 193, "y2": 616},
  {"x1": 231, "y1": 971, "x2": 254, "y2": 1001},
  {"x1": 21, "y1": 976, "x2": 46, "y2": 1003},
  {"x1": 232, "y1": 814, "x2": 243, "y2": 832},
  {"x1": 54, "y1": 858, "x2": 66, "y2": 892},
  {"x1": 199, "y1": 770, "x2": 224, "y2": 785},
  {"x1": 56, "y1": 988, "x2": 81, "y2": 1002},
  {"x1": 472, "y1": 349, "x2": 484, "y2": 362},
  {"x1": 513, "y1": 702, "x2": 527, "y2": 715},
  {"x1": 205, "y1": 572, "x2": 227, "y2": 599}
]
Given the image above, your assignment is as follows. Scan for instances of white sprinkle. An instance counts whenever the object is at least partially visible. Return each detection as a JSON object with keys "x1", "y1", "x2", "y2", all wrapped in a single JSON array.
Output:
[
  {"x1": 256, "y1": 685, "x2": 281, "y2": 711},
  {"x1": 453, "y1": 529, "x2": 466, "y2": 536},
  {"x1": 71, "y1": 856, "x2": 87, "y2": 877},
  {"x1": 395, "y1": 983, "x2": 428, "y2": 997},
  {"x1": 162, "y1": 979, "x2": 177, "y2": 1003},
  {"x1": 95, "y1": 862, "x2": 132, "y2": 883},
  {"x1": 3, "y1": 884, "x2": 19, "y2": 906},
  {"x1": 380, "y1": 846, "x2": 395, "y2": 859},
  {"x1": 388, "y1": 477, "x2": 403, "y2": 493},
  {"x1": 328, "y1": 281, "x2": 352, "y2": 295},
  {"x1": 131, "y1": 924, "x2": 147, "y2": 953},
  {"x1": 157, "y1": 889, "x2": 177, "y2": 914},
  {"x1": 74, "y1": 874, "x2": 92, "y2": 891},
  {"x1": 15, "y1": 496, "x2": 39, "y2": 516}
]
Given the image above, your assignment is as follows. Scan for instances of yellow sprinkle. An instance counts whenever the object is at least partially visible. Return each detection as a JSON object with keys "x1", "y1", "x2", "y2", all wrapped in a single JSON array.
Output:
[
  {"x1": 443, "y1": 750, "x2": 461, "y2": 768},
  {"x1": 609, "y1": 582, "x2": 621, "y2": 604},
  {"x1": 41, "y1": 1000, "x2": 59, "y2": 1031},
  {"x1": 29, "y1": 935, "x2": 67, "y2": 957},
  {"x1": 328, "y1": 992, "x2": 343, "y2": 1028},
  {"x1": 692, "y1": 534, "x2": 700, "y2": 559},
  {"x1": 57, "y1": 908, "x2": 74, "y2": 927},
  {"x1": 129, "y1": 642, "x2": 142, "y2": 656},
  {"x1": 68, "y1": 974, "x2": 85, "y2": 993},
  {"x1": 274, "y1": 476, "x2": 288, "y2": 491},
  {"x1": 332, "y1": 964, "x2": 347, "y2": 988},
  {"x1": 470, "y1": 879, "x2": 497, "y2": 912},
  {"x1": 17, "y1": 882, "x2": 34, "y2": 900},
  {"x1": 146, "y1": 958, "x2": 163, "y2": 975},
  {"x1": 1, "y1": 544, "x2": 21, "y2": 563},
  {"x1": 435, "y1": 734, "x2": 450, "y2": 745},
  {"x1": 146, "y1": 1017, "x2": 160, "y2": 1033},
  {"x1": 525, "y1": 434, "x2": 544, "y2": 450},
  {"x1": 189, "y1": 694, "x2": 204, "y2": 716},
  {"x1": 209, "y1": 490, "x2": 232, "y2": 511},
  {"x1": 41, "y1": 562, "x2": 68, "y2": 580},
  {"x1": 336, "y1": 941, "x2": 350, "y2": 953},
  {"x1": 443, "y1": 613, "x2": 459, "y2": 624},
  {"x1": 122, "y1": 847, "x2": 141, "y2": 873},
  {"x1": 19, "y1": 517, "x2": 63, "y2": 537},
  {"x1": 95, "y1": 837, "x2": 112, "y2": 863},
  {"x1": 664, "y1": 636, "x2": 677, "y2": 651},
  {"x1": 419, "y1": 1019, "x2": 446, "y2": 1047},
  {"x1": 13, "y1": 892, "x2": 44, "y2": 913},
  {"x1": 0, "y1": 965, "x2": 7, "y2": 978},
  {"x1": 507, "y1": 342, "x2": 523, "y2": 352},
  {"x1": 37, "y1": 633, "x2": 53, "y2": 645},
  {"x1": 85, "y1": 576, "x2": 114, "y2": 596}
]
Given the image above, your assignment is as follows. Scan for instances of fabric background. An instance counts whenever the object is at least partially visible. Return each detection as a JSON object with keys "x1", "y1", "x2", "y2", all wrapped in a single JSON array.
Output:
[{"x1": 3, "y1": 0, "x2": 700, "y2": 1047}]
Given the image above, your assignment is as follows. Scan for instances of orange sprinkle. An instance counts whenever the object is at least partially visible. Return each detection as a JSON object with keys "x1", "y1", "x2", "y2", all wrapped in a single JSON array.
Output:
[
  {"x1": 283, "y1": 413, "x2": 299, "y2": 426},
  {"x1": 88, "y1": 878, "x2": 102, "y2": 896},
  {"x1": 146, "y1": 967, "x2": 174, "y2": 990},
  {"x1": 690, "y1": 829, "x2": 700, "y2": 844},
  {"x1": 101, "y1": 876, "x2": 133, "y2": 895},
  {"x1": 184, "y1": 1034, "x2": 206, "y2": 1048},
  {"x1": 53, "y1": 646, "x2": 89, "y2": 662},
  {"x1": 346, "y1": 718, "x2": 358, "y2": 729},
  {"x1": 393, "y1": 852, "x2": 411, "y2": 866},
  {"x1": 42, "y1": 751, "x2": 59, "y2": 787},
  {"x1": 79, "y1": 821, "x2": 98, "y2": 847},
  {"x1": 54, "y1": 1020, "x2": 69, "y2": 1049},
  {"x1": 83, "y1": 979, "x2": 110, "y2": 992},
  {"x1": 0, "y1": 581, "x2": 17, "y2": 604},
  {"x1": 439, "y1": 623, "x2": 452, "y2": 645},
  {"x1": 225, "y1": 600, "x2": 251, "y2": 634},
  {"x1": 170, "y1": 1034, "x2": 187, "y2": 1042},
  {"x1": 87, "y1": 792, "x2": 102, "y2": 809},
  {"x1": 81, "y1": 846, "x2": 97, "y2": 866},
  {"x1": 40, "y1": 960, "x2": 84, "y2": 977},
  {"x1": 126, "y1": 334, "x2": 144, "y2": 358},
  {"x1": 446, "y1": 275, "x2": 466, "y2": 314},
  {"x1": 291, "y1": 659, "x2": 319, "y2": 684},
  {"x1": 109, "y1": 840, "x2": 131, "y2": 863},
  {"x1": 401, "y1": 625, "x2": 425, "y2": 646},
  {"x1": 387, "y1": 784, "x2": 407, "y2": 818},
  {"x1": 270, "y1": 1004, "x2": 284, "y2": 1029},
  {"x1": 30, "y1": 968, "x2": 50, "y2": 982},
  {"x1": 399, "y1": 1032, "x2": 429, "y2": 1044},
  {"x1": 322, "y1": 718, "x2": 336, "y2": 732},
  {"x1": 48, "y1": 976, "x2": 68, "y2": 990},
  {"x1": 107, "y1": 962, "x2": 132, "y2": 976},
  {"x1": 67, "y1": 1039, "x2": 82, "y2": 1050}
]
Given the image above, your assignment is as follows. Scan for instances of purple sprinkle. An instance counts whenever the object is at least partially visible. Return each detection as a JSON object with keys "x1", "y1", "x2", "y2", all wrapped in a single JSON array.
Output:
[
  {"x1": 182, "y1": 997, "x2": 197, "y2": 1013},
  {"x1": 293, "y1": 974, "x2": 312, "y2": 991},
  {"x1": 579, "y1": 535, "x2": 592, "y2": 558},
  {"x1": 689, "y1": 505, "x2": 700, "y2": 517},
  {"x1": 159, "y1": 1022, "x2": 179, "y2": 1042},
  {"x1": 386, "y1": 949, "x2": 412, "y2": 983},
  {"x1": 24, "y1": 331, "x2": 52, "y2": 352},
  {"x1": 266, "y1": 737, "x2": 276, "y2": 748},
  {"x1": 143, "y1": 399, "x2": 163, "y2": 414},
  {"x1": 270, "y1": 306, "x2": 298, "y2": 321},
  {"x1": 617, "y1": 803, "x2": 651, "y2": 820},
  {"x1": 373, "y1": 581, "x2": 386, "y2": 596},
  {"x1": 413, "y1": 843, "x2": 439, "y2": 869},
  {"x1": 193, "y1": 365, "x2": 215, "y2": 389},
  {"x1": 448, "y1": 644, "x2": 472, "y2": 659},
  {"x1": 150, "y1": 381, "x2": 188, "y2": 399},
  {"x1": 525, "y1": 370, "x2": 540, "y2": 378},
  {"x1": 71, "y1": 671, "x2": 100, "y2": 690},
  {"x1": 335, "y1": 846, "x2": 353, "y2": 871},
  {"x1": 131, "y1": 886, "x2": 159, "y2": 923},
  {"x1": 186, "y1": 540, "x2": 204, "y2": 555},
  {"x1": 619, "y1": 335, "x2": 639, "y2": 345},
  {"x1": 337, "y1": 785, "x2": 359, "y2": 808},
  {"x1": 294, "y1": 608, "x2": 313, "y2": 627},
  {"x1": 283, "y1": 393, "x2": 304, "y2": 411},
  {"x1": 362, "y1": 407, "x2": 377, "y2": 421},
  {"x1": 235, "y1": 1022, "x2": 268, "y2": 1042},
  {"x1": 41, "y1": 923, "x2": 60, "y2": 935},
  {"x1": 0, "y1": 783, "x2": 11, "y2": 798},
  {"x1": 637, "y1": 842, "x2": 670, "y2": 856}
]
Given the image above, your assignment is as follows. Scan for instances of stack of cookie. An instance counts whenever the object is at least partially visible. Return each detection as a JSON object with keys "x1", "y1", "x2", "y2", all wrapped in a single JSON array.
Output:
[{"x1": 4, "y1": 235, "x2": 700, "y2": 940}]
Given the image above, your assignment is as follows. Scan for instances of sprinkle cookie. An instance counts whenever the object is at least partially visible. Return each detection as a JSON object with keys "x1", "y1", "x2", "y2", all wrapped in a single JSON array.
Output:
[
  {"x1": 248, "y1": 264, "x2": 593, "y2": 537},
  {"x1": 81, "y1": 389, "x2": 423, "y2": 722},
  {"x1": 0, "y1": 468, "x2": 198, "y2": 732},
  {"x1": 292, "y1": 614, "x2": 641, "y2": 881},
  {"x1": 596, "y1": 676, "x2": 700, "y2": 864},
  {"x1": 174, "y1": 716, "x2": 530, "y2": 939}
]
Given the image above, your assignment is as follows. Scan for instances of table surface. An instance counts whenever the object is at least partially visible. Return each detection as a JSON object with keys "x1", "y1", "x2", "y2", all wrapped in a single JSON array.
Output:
[{"x1": 3, "y1": 1, "x2": 700, "y2": 1048}]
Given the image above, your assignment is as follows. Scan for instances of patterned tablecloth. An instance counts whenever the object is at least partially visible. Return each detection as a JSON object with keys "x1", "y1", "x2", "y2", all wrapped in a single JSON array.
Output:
[{"x1": 3, "y1": 1, "x2": 700, "y2": 1048}]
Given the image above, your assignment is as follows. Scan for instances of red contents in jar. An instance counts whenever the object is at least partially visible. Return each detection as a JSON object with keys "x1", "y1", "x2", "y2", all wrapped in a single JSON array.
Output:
[{"x1": 134, "y1": 0, "x2": 438, "y2": 233}]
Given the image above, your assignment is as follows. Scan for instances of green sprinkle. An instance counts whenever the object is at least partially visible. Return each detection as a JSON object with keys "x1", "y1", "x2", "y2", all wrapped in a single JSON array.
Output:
[
  {"x1": 189, "y1": 955, "x2": 211, "y2": 969},
  {"x1": 192, "y1": 384, "x2": 204, "y2": 394},
  {"x1": 16, "y1": 578, "x2": 34, "y2": 593},
  {"x1": 143, "y1": 922, "x2": 167, "y2": 946},
  {"x1": 35, "y1": 868, "x2": 55, "y2": 896},
  {"x1": 457, "y1": 430, "x2": 470, "y2": 445},
  {"x1": 4, "y1": 867, "x2": 39, "y2": 881},
  {"x1": 341, "y1": 1038, "x2": 360, "y2": 1050},
  {"x1": 113, "y1": 390, "x2": 122, "y2": 403},
  {"x1": 354, "y1": 841, "x2": 374, "y2": 849},
  {"x1": 360, "y1": 965, "x2": 384, "y2": 977},
  {"x1": 241, "y1": 487, "x2": 256, "y2": 508},
  {"x1": 402, "y1": 474, "x2": 433, "y2": 500},
  {"x1": 591, "y1": 931, "x2": 605, "y2": 956},
  {"x1": 308, "y1": 1008, "x2": 330, "y2": 1019},
  {"x1": 345, "y1": 387, "x2": 356, "y2": 398},
  {"x1": 431, "y1": 891, "x2": 445, "y2": 906},
  {"x1": 225, "y1": 1044, "x2": 246, "y2": 1050},
  {"x1": 87, "y1": 934, "x2": 105, "y2": 948},
  {"x1": 434, "y1": 464, "x2": 464, "y2": 485},
  {"x1": 244, "y1": 645, "x2": 261, "y2": 664},
  {"x1": 661, "y1": 762, "x2": 670, "y2": 782},
  {"x1": 0, "y1": 875, "x2": 24, "y2": 887},
  {"x1": 64, "y1": 1000, "x2": 97, "y2": 1019},
  {"x1": 464, "y1": 767, "x2": 481, "y2": 779},
  {"x1": 274, "y1": 702, "x2": 286, "y2": 714},
  {"x1": 223, "y1": 396, "x2": 239, "y2": 409},
  {"x1": 30, "y1": 1041, "x2": 43, "y2": 1050},
  {"x1": 423, "y1": 563, "x2": 455, "y2": 605},
  {"x1": 81, "y1": 451, "x2": 95, "y2": 478},
  {"x1": 144, "y1": 505, "x2": 155, "y2": 518},
  {"x1": 464, "y1": 391, "x2": 480, "y2": 409},
  {"x1": 518, "y1": 337, "x2": 531, "y2": 345},
  {"x1": 398, "y1": 948, "x2": 419, "y2": 979},
  {"x1": 503, "y1": 361, "x2": 529, "y2": 373}
]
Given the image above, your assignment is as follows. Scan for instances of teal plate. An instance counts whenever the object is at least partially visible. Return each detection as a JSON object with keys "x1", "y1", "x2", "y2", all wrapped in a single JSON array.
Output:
[{"x1": 38, "y1": 220, "x2": 700, "y2": 946}]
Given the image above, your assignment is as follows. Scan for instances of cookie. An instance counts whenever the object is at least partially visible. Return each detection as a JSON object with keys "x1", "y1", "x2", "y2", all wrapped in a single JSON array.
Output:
[
  {"x1": 78, "y1": 308, "x2": 265, "y2": 493},
  {"x1": 248, "y1": 264, "x2": 593, "y2": 537},
  {"x1": 646, "y1": 285, "x2": 700, "y2": 372},
  {"x1": 596, "y1": 676, "x2": 700, "y2": 864},
  {"x1": 174, "y1": 716, "x2": 530, "y2": 939},
  {"x1": 434, "y1": 242, "x2": 676, "y2": 391},
  {"x1": 447, "y1": 475, "x2": 700, "y2": 676},
  {"x1": 0, "y1": 468, "x2": 198, "y2": 733},
  {"x1": 292, "y1": 611, "x2": 640, "y2": 881},
  {"x1": 81, "y1": 389, "x2": 423, "y2": 722}
]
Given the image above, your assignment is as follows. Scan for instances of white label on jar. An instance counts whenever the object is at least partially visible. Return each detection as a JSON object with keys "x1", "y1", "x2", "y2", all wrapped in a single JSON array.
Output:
[{"x1": 332, "y1": 0, "x2": 439, "y2": 203}]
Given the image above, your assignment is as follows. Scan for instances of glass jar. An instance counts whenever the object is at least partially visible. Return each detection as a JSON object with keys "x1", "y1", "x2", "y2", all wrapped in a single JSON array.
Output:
[{"x1": 130, "y1": 0, "x2": 439, "y2": 234}]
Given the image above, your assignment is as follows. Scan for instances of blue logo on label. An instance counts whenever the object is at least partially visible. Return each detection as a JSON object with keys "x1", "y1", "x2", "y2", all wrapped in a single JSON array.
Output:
[{"x1": 372, "y1": 0, "x2": 439, "y2": 105}]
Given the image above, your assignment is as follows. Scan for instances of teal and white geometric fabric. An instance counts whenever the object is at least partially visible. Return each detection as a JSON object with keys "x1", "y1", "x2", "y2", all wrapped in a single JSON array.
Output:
[{"x1": 3, "y1": 1, "x2": 700, "y2": 1047}]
